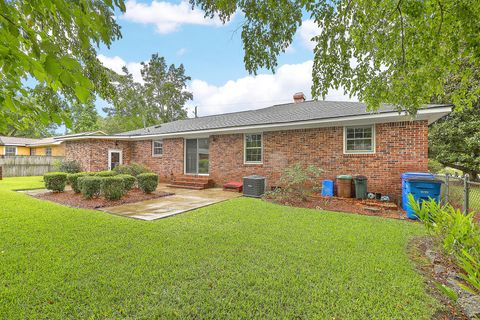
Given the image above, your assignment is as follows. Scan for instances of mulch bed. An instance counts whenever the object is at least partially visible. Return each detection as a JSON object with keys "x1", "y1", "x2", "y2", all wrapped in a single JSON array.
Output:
[
  {"x1": 267, "y1": 194, "x2": 409, "y2": 220},
  {"x1": 34, "y1": 189, "x2": 174, "y2": 209}
]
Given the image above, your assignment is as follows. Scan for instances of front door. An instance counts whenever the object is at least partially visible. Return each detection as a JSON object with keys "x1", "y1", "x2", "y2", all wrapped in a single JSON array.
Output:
[
  {"x1": 108, "y1": 150, "x2": 122, "y2": 170},
  {"x1": 185, "y1": 138, "x2": 209, "y2": 175}
]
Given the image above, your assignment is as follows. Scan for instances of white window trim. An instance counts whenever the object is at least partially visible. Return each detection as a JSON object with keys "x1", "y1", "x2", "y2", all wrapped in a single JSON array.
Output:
[
  {"x1": 108, "y1": 149, "x2": 123, "y2": 170},
  {"x1": 244, "y1": 133, "x2": 263, "y2": 164},
  {"x1": 343, "y1": 125, "x2": 376, "y2": 154},
  {"x1": 5, "y1": 146, "x2": 17, "y2": 156},
  {"x1": 152, "y1": 140, "x2": 163, "y2": 157}
]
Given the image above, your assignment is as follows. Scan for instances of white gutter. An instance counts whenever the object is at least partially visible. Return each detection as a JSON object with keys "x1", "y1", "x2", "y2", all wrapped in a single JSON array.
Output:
[{"x1": 57, "y1": 106, "x2": 452, "y2": 142}]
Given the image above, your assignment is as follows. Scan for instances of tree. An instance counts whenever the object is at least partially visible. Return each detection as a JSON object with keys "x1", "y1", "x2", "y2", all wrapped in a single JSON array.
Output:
[
  {"x1": 104, "y1": 54, "x2": 192, "y2": 132},
  {"x1": 0, "y1": 0, "x2": 125, "y2": 131},
  {"x1": 69, "y1": 101, "x2": 100, "y2": 134},
  {"x1": 141, "y1": 54, "x2": 192, "y2": 123},
  {"x1": 190, "y1": 0, "x2": 480, "y2": 113},
  {"x1": 0, "y1": 84, "x2": 64, "y2": 137},
  {"x1": 429, "y1": 106, "x2": 480, "y2": 181}
]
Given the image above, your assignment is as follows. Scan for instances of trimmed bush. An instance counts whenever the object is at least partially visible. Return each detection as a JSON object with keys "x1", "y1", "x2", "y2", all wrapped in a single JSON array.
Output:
[
  {"x1": 137, "y1": 173, "x2": 158, "y2": 193},
  {"x1": 113, "y1": 163, "x2": 151, "y2": 177},
  {"x1": 101, "y1": 176, "x2": 125, "y2": 200},
  {"x1": 58, "y1": 160, "x2": 82, "y2": 173},
  {"x1": 78, "y1": 176, "x2": 102, "y2": 199},
  {"x1": 44, "y1": 172, "x2": 67, "y2": 192},
  {"x1": 67, "y1": 172, "x2": 89, "y2": 193},
  {"x1": 94, "y1": 170, "x2": 117, "y2": 177},
  {"x1": 117, "y1": 174, "x2": 136, "y2": 191}
]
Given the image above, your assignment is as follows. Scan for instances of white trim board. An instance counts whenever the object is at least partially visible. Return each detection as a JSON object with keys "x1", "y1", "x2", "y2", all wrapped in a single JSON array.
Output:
[{"x1": 108, "y1": 149, "x2": 123, "y2": 170}]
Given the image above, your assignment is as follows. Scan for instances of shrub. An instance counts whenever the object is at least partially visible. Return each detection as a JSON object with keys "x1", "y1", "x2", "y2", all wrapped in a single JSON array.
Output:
[
  {"x1": 94, "y1": 170, "x2": 117, "y2": 177},
  {"x1": 428, "y1": 159, "x2": 444, "y2": 174},
  {"x1": 113, "y1": 162, "x2": 151, "y2": 177},
  {"x1": 410, "y1": 195, "x2": 480, "y2": 294},
  {"x1": 43, "y1": 172, "x2": 67, "y2": 192},
  {"x1": 117, "y1": 174, "x2": 136, "y2": 191},
  {"x1": 101, "y1": 176, "x2": 125, "y2": 200},
  {"x1": 78, "y1": 176, "x2": 103, "y2": 199},
  {"x1": 58, "y1": 160, "x2": 82, "y2": 173},
  {"x1": 137, "y1": 173, "x2": 158, "y2": 193},
  {"x1": 264, "y1": 163, "x2": 323, "y2": 202},
  {"x1": 67, "y1": 172, "x2": 89, "y2": 193}
]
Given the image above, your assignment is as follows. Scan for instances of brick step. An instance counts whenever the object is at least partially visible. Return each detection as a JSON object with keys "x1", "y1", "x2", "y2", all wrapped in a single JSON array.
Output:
[
  {"x1": 170, "y1": 180, "x2": 210, "y2": 188},
  {"x1": 173, "y1": 176, "x2": 211, "y2": 183},
  {"x1": 166, "y1": 184, "x2": 206, "y2": 190}
]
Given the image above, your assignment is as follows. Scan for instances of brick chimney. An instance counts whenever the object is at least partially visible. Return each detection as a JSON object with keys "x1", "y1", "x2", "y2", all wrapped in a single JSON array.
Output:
[{"x1": 293, "y1": 92, "x2": 306, "y2": 103}]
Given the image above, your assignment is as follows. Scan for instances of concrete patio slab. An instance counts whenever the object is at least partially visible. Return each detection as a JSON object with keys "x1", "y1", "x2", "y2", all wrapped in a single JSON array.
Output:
[{"x1": 101, "y1": 184, "x2": 242, "y2": 220}]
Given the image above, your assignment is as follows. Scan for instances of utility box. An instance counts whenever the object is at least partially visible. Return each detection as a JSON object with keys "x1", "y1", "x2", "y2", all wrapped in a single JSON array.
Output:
[{"x1": 243, "y1": 175, "x2": 266, "y2": 198}]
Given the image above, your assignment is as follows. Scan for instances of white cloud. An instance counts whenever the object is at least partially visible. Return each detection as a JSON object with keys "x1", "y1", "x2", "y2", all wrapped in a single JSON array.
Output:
[
  {"x1": 97, "y1": 54, "x2": 144, "y2": 83},
  {"x1": 188, "y1": 60, "x2": 356, "y2": 117},
  {"x1": 122, "y1": 0, "x2": 226, "y2": 34},
  {"x1": 176, "y1": 48, "x2": 187, "y2": 56},
  {"x1": 97, "y1": 55, "x2": 356, "y2": 117},
  {"x1": 298, "y1": 19, "x2": 321, "y2": 50}
]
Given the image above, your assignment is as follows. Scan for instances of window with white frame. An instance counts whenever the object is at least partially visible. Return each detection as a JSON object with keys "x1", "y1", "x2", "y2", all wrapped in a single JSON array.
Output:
[
  {"x1": 30, "y1": 148, "x2": 36, "y2": 156},
  {"x1": 45, "y1": 147, "x2": 52, "y2": 156},
  {"x1": 5, "y1": 146, "x2": 16, "y2": 156},
  {"x1": 152, "y1": 140, "x2": 163, "y2": 156},
  {"x1": 344, "y1": 125, "x2": 375, "y2": 153},
  {"x1": 244, "y1": 133, "x2": 263, "y2": 163}
]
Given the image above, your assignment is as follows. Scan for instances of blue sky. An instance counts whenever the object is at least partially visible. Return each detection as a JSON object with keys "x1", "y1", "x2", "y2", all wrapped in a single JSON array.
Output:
[{"x1": 97, "y1": 0, "x2": 352, "y2": 117}]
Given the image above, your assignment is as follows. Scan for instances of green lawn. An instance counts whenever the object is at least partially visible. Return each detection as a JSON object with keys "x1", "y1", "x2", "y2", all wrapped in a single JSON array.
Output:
[{"x1": 0, "y1": 177, "x2": 440, "y2": 319}]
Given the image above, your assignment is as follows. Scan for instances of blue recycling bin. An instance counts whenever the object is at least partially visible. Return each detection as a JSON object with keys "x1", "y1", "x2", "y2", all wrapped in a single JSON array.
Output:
[
  {"x1": 321, "y1": 180, "x2": 334, "y2": 197},
  {"x1": 401, "y1": 172, "x2": 443, "y2": 219}
]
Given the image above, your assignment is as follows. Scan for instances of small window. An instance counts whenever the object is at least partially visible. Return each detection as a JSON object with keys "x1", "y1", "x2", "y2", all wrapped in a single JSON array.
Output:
[
  {"x1": 344, "y1": 125, "x2": 375, "y2": 153},
  {"x1": 30, "y1": 148, "x2": 36, "y2": 156},
  {"x1": 244, "y1": 133, "x2": 263, "y2": 163},
  {"x1": 152, "y1": 140, "x2": 163, "y2": 156},
  {"x1": 5, "y1": 146, "x2": 16, "y2": 156},
  {"x1": 45, "y1": 147, "x2": 52, "y2": 156}
]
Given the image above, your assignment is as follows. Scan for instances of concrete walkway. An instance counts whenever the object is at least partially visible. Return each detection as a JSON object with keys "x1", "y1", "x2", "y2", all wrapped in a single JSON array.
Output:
[{"x1": 101, "y1": 184, "x2": 242, "y2": 221}]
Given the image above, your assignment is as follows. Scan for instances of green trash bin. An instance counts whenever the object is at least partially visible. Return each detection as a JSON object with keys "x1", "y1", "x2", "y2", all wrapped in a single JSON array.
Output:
[{"x1": 354, "y1": 175, "x2": 368, "y2": 199}]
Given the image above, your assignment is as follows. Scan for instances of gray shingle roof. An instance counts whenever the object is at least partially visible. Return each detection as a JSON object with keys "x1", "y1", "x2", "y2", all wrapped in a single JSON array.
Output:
[
  {"x1": 0, "y1": 136, "x2": 62, "y2": 146},
  {"x1": 0, "y1": 136, "x2": 40, "y2": 145},
  {"x1": 117, "y1": 100, "x2": 449, "y2": 136}
]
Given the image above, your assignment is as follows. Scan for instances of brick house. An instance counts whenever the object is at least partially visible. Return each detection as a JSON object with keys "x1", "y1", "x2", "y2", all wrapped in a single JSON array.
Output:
[{"x1": 59, "y1": 95, "x2": 451, "y2": 199}]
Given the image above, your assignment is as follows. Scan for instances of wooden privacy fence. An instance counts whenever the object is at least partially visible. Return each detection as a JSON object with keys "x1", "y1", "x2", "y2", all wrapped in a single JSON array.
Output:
[{"x1": 0, "y1": 156, "x2": 64, "y2": 177}]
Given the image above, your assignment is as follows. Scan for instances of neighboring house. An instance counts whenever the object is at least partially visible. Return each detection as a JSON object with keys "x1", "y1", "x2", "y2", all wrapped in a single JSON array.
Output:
[
  {"x1": 59, "y1": 94, "x2": 452, "y2": 199},
  {"x1": 0, "y1": 131, "x2": 106, "y2": 157},
  {"x1": 0, "y1": 136, "x2": 64, "y2": 156}
]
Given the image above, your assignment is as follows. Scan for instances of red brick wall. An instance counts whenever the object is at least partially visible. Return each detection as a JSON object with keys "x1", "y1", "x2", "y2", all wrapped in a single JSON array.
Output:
[
  {"x1": 65, "y1": 121, "x2": 428, "y2": 198},
  {"x1": 65, "y1": 139, "x2": 132, "y2": 172},
  {"x1": 130, "y1": 139, "x2": 184, "y2": 181},
  {"x1": 208, "y1": 121, "x2": 428, "y2": 199}
]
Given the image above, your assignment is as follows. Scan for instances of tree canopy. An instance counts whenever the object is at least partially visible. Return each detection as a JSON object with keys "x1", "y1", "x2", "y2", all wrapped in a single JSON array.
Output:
[
  {"x1": 103, "y1": 54, "x2": 192, "y2": 133},
  {"x1": 0, "y1": 0, "x2": 125, "y2": 131},
  {"x1": 429, "y1": 106, "x2": 480, "y2": 180},
  {"x1": 191, "y1": 0, "x2": 480, "y2": 113}
]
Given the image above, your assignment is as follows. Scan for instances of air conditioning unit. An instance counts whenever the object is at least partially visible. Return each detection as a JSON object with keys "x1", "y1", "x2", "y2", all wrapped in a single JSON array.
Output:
[{"x1": 243, "y1": 175, "x2": 266, "y2": 198}]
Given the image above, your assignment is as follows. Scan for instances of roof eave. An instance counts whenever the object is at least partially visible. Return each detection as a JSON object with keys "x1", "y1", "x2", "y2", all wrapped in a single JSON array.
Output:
[{"x1": 58, "y1": 106, "x2": 452, "y2": 141}]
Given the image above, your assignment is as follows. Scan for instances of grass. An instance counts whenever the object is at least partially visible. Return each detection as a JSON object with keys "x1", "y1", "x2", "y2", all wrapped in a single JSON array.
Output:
[
  {"x1": 0, "y1": 176, "x2": 440, "y2": 319},
  {"x1": 448, "y1": 184, "x2": 480, "y2": 212}
]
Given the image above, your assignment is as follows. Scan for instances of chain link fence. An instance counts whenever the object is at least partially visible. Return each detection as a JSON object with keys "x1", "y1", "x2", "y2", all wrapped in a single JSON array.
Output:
[{"x1": 434, "y1": 173, "x2": 480, "y2": 214}]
